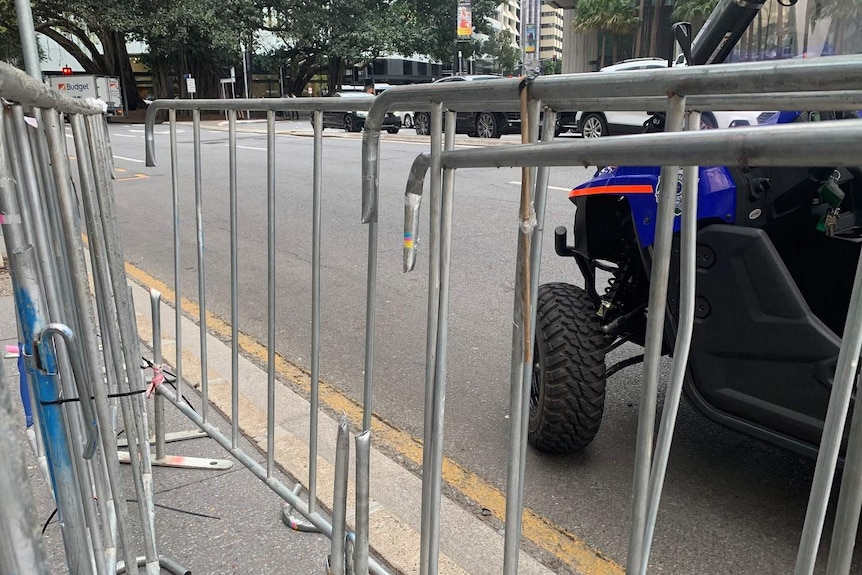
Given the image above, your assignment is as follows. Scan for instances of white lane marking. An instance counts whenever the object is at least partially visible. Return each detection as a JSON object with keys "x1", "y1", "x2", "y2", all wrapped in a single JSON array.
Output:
[
  {"x1": 508, "y1": 181, "x2": 572, "y2": 192},
  {"x1": 113, "y1": 133, "x2": 139, "y2": 138},
  {"x1": 235, "y1": 145, "x2": 268, "y2": 151},
  {"x1": 113, "y1": 155, "x2": 145, "y2": 163},
  {"x1": 127, "y1": 129, "x2": 185, "y2": 134}
]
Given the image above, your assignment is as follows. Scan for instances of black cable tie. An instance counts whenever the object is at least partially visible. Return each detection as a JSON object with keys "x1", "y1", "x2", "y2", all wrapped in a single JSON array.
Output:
[{"x1": 40, "y1": 389, "x2": 145, "y2": 406}]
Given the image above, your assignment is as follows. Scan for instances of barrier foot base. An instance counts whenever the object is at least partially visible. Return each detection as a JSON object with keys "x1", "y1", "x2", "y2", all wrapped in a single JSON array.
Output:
[
  {"x1": 116, "y1": 555, "x2": 190, "y2": 575},
  {"x1": 118, "y1": 451, "x2": 233, "y2": 470},
  {"x1": 117, "y1": 430, "x2": 208, "y2": 448}
]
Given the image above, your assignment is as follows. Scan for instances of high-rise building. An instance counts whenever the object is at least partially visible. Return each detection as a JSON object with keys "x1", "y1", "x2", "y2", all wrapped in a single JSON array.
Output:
[
  {"x1": 539, "y1": 4, "x2": 564, "y2": 62},
  {"x1": 492, "y1": 0, "x2": 521, "y2": 44}
]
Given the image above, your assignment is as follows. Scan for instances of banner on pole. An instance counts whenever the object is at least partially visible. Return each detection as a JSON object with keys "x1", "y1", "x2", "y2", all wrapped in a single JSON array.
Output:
[{"x1": 457, "y1": 0, "x2": 472, "y2": 38}]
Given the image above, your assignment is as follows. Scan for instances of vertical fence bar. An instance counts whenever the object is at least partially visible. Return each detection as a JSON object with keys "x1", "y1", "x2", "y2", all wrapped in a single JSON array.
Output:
[
  {"x1": 309, "y1": 108, "x2": 324, "y2": 511},
  {"x1": 44, "y1": 108, "x2": 120, "y2": 572},
  {"x1": 83, "y1": 113, "x2": 160, "y2": 573},
  {"x1": 229, "y1": 109, "x2": 240, "y2": 450},
  {"x1": 8, "y1": 244, "x2": 93, "y2": 575},
  {"x1": 152, "y1": 289, "x2": 167, "y2": 461},
  {"x1": 826, "y1": 328, "x2": 862, "y2": 574},
  {"x1": 0, "y1": 356, "x2": 48, "y2": 575},
  {"x1": 427, "y1": 109, "x2": 458, "y2": 575},
  {"x1": 795, "y1": 251, "x2": 862, "y2": 575},
  {"x1": 267, "y1": 110, "x2": 276, "y2": 478},
  {"x1": 626, "y1": 94, "x2": 687, "y2": 575},
  {"x1": 8, "y1": 105, "x2": 96, "y2": 575},
  {"x1": 170, "y1": 109, "x2": 184, "y2": 406},
  {"x1": 192, "y1": 109, "x2": 209, "y2": 423},
  {"x1": 419, "y1": 102, "x2": 444, "y2": 575},
  {"x1": 69, "y1": 113, "x2": 139, "y2": 573},
  {"x1": 330, "y1": 418, "x2": 350, "y2": 575},
  {"x1": 12, "y1": 0, "x2": 42, "y2": 78},
  {"x1": 502, "y1": 86, "x2": 538, "y2": 575},
  {"x1": 354, "y1": 430, "x2": 372, "y2": 575},
  {"x1": 639, "y1": 111, "x2": 702, "y2": 575}
]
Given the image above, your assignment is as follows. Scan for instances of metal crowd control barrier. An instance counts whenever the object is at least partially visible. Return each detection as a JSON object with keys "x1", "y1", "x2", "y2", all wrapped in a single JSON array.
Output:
[
  {"x1": 138, "y1": 56, "x2": 862, "y2": 575},
  {"x1": 358, "y1": 55, "x2": 862, "y2": 575},
  {"x1": 0, "y1": 62, "x2": 182, "y2": 575}
]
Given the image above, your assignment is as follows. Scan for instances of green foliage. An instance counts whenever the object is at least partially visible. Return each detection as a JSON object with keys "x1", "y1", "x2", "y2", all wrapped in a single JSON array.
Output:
[
  {"x1": 0, "y1": 0, "x2": 24, "y2": 66},
  {"x1": 673, "y1": 0, "x2": 716, "y2": 22},
  {"x1": 483, "y1": 29, "x2": 518, "y2": 75},
  {"x1": 541, "y1": 57, "x2": 561, "y2": 75},
  {"x1": 574, "y1": 0, "x2": 640, "y2": 34}
]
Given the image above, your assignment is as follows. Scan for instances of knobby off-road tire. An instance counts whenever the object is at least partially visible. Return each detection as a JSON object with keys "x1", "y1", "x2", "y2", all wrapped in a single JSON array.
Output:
[{"x1": 529, "y1": 282, "x2": 607, "y2": 453}]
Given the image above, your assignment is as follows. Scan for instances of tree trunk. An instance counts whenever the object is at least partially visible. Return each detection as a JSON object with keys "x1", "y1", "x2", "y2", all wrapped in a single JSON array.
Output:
[
  {"x1": 634, "y1": 0, "x2": 646, "y2": 57},
  {"x1": 110, "y1": 32, "x2": 141, "y2": 110},
  {"x1": 776, "y1": 3, "x2": 784, "y2": 58},
  {"x1": 648, "y1": 0, "x2": 661, "y2": 57},
  {"x1": 599, "y1": 34, "x2": 607, "y2": 68}
]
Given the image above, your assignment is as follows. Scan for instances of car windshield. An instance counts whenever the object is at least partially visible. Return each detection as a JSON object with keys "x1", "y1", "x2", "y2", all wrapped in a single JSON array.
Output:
[{"x1": 726, "y1": 0, "x2": 861, "y2": 61}]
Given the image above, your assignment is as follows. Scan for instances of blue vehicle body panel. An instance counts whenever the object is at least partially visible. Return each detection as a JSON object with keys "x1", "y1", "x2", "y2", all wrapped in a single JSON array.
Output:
[{"x1": 572, "y1": 165, "x2": 736, "y2": 247}]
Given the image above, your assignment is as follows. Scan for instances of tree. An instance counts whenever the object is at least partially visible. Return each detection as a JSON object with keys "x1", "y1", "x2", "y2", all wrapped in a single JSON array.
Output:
[
  {"x1": 673, "y1": 0, "x2": 716, "y2": 34},
  {"x1": 541, "y1": 57, "x2": 561, "y2": 75},
  {"x1": 574, "y1": 0, "x2": 640, "y2": 67},
  {"x1": 0, "y1": 0, "x2": 24, "y2": 66},
  {"x1": 483, "y1": 29, "x2": 519, "y2": 75}
]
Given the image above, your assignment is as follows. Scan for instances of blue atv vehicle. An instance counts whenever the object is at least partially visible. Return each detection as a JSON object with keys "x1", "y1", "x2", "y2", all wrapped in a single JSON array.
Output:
[{"x1": 528, "y1": 0, "x2": 862, "y2": 455}]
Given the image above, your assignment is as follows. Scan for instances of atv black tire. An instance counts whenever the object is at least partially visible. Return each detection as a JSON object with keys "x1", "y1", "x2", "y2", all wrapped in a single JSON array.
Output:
[{"x1": 529, "y1": 283, "x2": 607, "y2": 453}]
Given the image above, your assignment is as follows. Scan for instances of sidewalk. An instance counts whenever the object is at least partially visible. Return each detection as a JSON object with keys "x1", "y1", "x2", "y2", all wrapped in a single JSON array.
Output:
[{"x1": 0, "y1": 266, "x2": 559, "y2": 575}]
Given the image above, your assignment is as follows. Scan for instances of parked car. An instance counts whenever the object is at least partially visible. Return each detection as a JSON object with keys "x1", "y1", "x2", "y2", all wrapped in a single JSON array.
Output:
[
  {"x1": 413, "y1": 75, "x2": 520, "y2": 138},
  {"x1": 369, "y1": 83, "x2": 414, "y2": 129},
  {"x1": 575, "y1": 58, "x2": 770, "y2": 137},
  {"x1": 320, "y1": 91, "x2": 402, "y2": 134}
]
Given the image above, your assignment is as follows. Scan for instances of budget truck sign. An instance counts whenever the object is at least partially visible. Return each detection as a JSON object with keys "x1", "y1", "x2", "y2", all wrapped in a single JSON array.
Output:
[{"x1": 48, "y1": 74, "x2": 125, "y2": 116}]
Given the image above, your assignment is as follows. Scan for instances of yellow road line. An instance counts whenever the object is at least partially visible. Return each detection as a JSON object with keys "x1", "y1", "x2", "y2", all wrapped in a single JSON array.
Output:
[{"x1": 123, "y1": 260, "x2": 624, "y2": 575}]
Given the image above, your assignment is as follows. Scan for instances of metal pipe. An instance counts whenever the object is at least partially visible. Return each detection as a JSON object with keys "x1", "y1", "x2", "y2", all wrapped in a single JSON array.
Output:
[
  {"x1": 639, "y1": 111, "x2": 702, "y2": 575},
  {"x1": 423, "y1": 121, "x2": 862, "y2": 171},
  {"x1": 7, "y1": 244, "x2": 93, "y2": 575},
  {"x1": 626, "y1": 94, "x2": 687, "y2": 575},
  {"x1": 170, "y1": 109, "x2": 184, "y2": 407},
  {"x1": 0, "y1": 339, "x2": 48, "y2": 575},
  {"x1": 267, "y1": 110, "x2": 276, "y2": 479},
  {"x1": 82, "y1": 113, "x2": 160, "y2": 573},
  {"x1": 503, "y1": 86, "x2": 539, "y2": 575},
  {"x1": 8, "y1": 105, "x2": 95, "y2": 575},
  {"x1": 418, "y1": 102, "x2": 444, "y2": 575},
  {"x1": 0, "y1": 63, "x2": 101, "y2": 114},
  {"x1": 151, "y1": 290, "x2": 167, "y2": 461},
  {"x1": 12, "y1": 0, "x2": 42, "y2": 79},
  {"x1": 229, "y1": 109, "x2": 240, "y2": 450},
  {"x1": 69, "y1": 114, "x2": 138, "y2": 572},
  {"x1": 310, "y1": 109, "x2": 323, "y2": 511},
  {"x1": 427, "y1": 109, "x2": 458, "y2": 575},
  {"x1": 192, "y1": 110, "x2": 210, "y2": 424},
  {"x1": 354, "y1": 430, "x2": 372, "y2": 575},
  {"x1": 330, "y1": 418, "x2": 350, "y2": 575},
  {"x1": 155, "y1": 384, "x2": 394, "y2": 575},
  {"x1": 794, "y1": 245, "x2": 862, "y2": 574},
  {"x1": 825, "y1": 327, "x2": 862, "y2": 574}
]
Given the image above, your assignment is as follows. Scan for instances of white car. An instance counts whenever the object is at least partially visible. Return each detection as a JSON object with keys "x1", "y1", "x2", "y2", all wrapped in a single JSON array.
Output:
[{"x1": 575, "y1": 58, "x2": 769, "y2": 138}]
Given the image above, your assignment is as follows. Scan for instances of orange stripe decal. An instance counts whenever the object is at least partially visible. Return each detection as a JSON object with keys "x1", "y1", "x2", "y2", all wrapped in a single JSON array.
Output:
[{"x1": 569, "y1": 184, "x2": 654, "y2": 198}]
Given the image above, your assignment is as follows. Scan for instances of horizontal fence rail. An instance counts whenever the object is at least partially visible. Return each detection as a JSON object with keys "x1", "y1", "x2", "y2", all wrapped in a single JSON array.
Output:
[{"x1": 130, "y1": 54, "x2": 862, "y2": 575}]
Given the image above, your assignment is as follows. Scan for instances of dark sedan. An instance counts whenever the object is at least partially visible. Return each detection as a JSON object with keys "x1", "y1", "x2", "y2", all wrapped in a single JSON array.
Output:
[
  {"x1": 412, "y1": 75, "x2": 520, "y2": 138},
  {"x1": 320, "y1": 92, "x2": 402, "y2": 134}
]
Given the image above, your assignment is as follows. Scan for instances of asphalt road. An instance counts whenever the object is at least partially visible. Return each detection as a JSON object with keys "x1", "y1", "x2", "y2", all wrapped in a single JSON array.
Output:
[{"x1": 96, "y1": 119, "x2": 859, "y2": 574}]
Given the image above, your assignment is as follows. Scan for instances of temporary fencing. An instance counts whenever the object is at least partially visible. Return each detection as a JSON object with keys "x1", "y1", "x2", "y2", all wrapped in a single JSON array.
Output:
[
  {"x1": 138, "y1": 54, "x2": 862, "y2": 575},
  {"x1": 0, "y1": 62, "x2": 184, "y2": 574}
]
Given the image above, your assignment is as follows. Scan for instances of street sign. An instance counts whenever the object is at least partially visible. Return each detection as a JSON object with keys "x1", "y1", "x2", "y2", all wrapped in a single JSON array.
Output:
[{"x1": 186, "y1": 78, "x2": 196, "y2": 94}]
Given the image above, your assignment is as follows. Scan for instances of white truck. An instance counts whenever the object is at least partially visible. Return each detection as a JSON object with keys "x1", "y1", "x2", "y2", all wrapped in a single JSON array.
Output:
[{"x1": 48, "y1": 75, "x2": 125, "y2": 116}]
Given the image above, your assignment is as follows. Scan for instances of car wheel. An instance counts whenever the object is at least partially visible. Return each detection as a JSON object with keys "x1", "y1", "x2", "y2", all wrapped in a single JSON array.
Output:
[
  {"x1": 529, "y1": 283, "x2": 607, "y2": 453},
  {"x1": 580, "y1": 113, "x2": 608, "y2": 138},
  {"x1": 476, "y1": 112, "x2": 501, "y2": 138},
  {"x1": 386, "y1": 127, "x2": 399, "y2": 134},
  {"x1": 414, "y1": 112, "x2": 430, "y2": 135},
  {"x1": 344, "y1": 115, "x2": 359, "y2": 132},
  {"x1": 403, "y1": 114, "x2": 413, "y2": 129},
  {"x1": 700, "y1": 113, "x2": 718, "y2": 130}
]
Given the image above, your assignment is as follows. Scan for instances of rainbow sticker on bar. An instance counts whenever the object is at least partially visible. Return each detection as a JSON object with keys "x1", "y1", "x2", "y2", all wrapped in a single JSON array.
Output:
[{"x1": 404, "y1": 232, "x2": 414, "y2": 250}]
